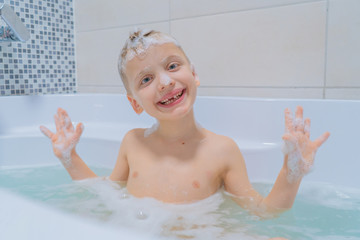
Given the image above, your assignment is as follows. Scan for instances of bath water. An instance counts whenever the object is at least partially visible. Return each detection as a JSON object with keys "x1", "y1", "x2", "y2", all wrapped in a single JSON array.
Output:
[{"x1": 0, "y1": 165, "x2": 359, "y2": 240}]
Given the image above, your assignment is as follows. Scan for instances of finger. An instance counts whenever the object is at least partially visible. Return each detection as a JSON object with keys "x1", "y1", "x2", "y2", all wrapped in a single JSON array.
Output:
[
  {"x1": 58, "y1": 108, "x2": 69, "y2": 132},
  {"x1": 313, "y1": 131, "x2": 330, "y2": 148},
  {"x1": 284, "y1": 108, "x2": 294, "y2": 133},
  {"x1": 39, "y1": 125, "x2": 54, "y2": 139},
  {"x1": 282, "y1": 133, "x2": 296, "y2": 143},
  {"x1": 74, "y1": 123, "x2": 84, "y2": 139},
  {"x1": 54, "y1": 113, "x2": 61, "y2": 132},
  {"x1": 304, "y1": 118, "x2": 311, "y2": 138},
  {"x1": 294, "y1": 106, "x2": 304, "y2": 132},
  {"x1": 59, "y1": 108, "x2": 74, "y2": 131},
  {"x1": 58, "y1": 108, "x2": 65, "y2": 128},
  {"x1": 295, "y1": 106, "x2": 303, "y2": 119}
]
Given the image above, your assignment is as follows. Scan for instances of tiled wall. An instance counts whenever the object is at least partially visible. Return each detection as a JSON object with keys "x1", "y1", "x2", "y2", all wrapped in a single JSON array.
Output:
[
  {"x1": 0, "y1": 0, "x2": 76, "y2": 96},
  {"x1": 75, "y1": 0, "x2": 360, "y2": 99}
]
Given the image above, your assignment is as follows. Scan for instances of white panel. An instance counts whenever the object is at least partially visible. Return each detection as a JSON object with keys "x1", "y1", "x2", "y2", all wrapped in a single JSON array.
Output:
[
  {"x1": 171, "y1": 0, "x2": 323, "y2": 19},
  {"x1": 326, "y1": 0, "x2": 360, "y2": 87},
  {"x1": 171, "y1": 2, "x2": 327, "y2": 88},
  {"x1": 75, "y1": 0, "x2": 170, "y2": 32}
]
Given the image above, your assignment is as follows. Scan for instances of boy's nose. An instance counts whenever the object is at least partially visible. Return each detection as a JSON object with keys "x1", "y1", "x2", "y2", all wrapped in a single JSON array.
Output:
[{"x1": 158, "y1": 74, "x2": 175, "y2": 91}]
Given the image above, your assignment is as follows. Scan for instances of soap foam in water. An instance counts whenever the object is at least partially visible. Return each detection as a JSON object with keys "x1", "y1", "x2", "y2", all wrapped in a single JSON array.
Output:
[
  {"x1": 46, "y1": 178, "x2": 268, "y2": 239},
  {"x1": 1, "y1": 166, "x2": 359, "y2": 240}
]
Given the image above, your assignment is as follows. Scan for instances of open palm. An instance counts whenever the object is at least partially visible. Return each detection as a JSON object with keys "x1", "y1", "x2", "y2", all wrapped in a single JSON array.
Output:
[
  {"x1": 282, "y1": 106, "x2": 330, "y2": 182},
  {"x1": 40, "y1": 108, "x2": 84, "y2": 166}
]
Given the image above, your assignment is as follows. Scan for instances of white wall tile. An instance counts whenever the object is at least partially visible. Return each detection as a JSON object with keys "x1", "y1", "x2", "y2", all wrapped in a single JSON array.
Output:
[
  {"x1": 75, "y1": 0, "x2": 170, "y2": 32},
  {"x1": 171, "y1": 2, "x2": 326, "y2": 88},
  {"x1": 326, "y1": 0, "x2": 360, "y2": 87},
  {"x1": 197, "y1": 87, "x2": 323, "y2": 99},
  {"x1": 171, "y1": 0, "x2": 323, "y2": 19},
  {"x1": 325, "y1": 88, "x2": 360, "y2": 99},
  {"x1": 74, "y1": 0, "x2": 359, "y2": 100},
  {"x1": 76, "y1": 23, "x2": 170, "y2": 91}
]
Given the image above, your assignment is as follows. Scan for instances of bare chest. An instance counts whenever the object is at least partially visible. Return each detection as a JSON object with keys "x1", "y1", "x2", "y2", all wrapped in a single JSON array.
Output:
[{"x1": 125, "y1": 142, "x2": 225, "y2": 203}]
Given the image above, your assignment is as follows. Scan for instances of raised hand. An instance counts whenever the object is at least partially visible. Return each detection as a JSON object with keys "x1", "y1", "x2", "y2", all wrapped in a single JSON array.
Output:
[
  {"x1": 282, "y1": 106, "x2": 330, "y2": 182},
  {"x1": 40, "y1": 108, "x2": 84, "y2": 167}
]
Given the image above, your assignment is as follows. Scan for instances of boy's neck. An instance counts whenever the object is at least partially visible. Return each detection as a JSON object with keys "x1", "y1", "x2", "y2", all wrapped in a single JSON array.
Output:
[{"x1": 155, "y1": 109, "x2": 202, "y2": 142}]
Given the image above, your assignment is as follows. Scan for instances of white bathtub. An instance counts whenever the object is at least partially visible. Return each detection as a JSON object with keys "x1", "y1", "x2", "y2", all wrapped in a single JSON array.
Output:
[{"x1": 0, "y1": 94, "x2": 359, "y2": 239}]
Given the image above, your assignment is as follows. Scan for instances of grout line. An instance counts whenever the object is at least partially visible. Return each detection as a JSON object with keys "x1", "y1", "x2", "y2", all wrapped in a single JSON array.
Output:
[
  {"x1": 198, "y1": 86, "x2": 327, "y2": 89},
  {"x1": 168, "y1": 0, "x2": 172, "y2": 34},
  {"x1": 323, "y1": 0, "x2": 330, "y2": 99},
  {"x1": 76, "y1": 20, "x2": 170, "y2": 34}
]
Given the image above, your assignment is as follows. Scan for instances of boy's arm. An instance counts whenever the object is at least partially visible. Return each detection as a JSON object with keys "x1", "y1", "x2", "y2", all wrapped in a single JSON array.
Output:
[
  {"x1": 224, "y1": 106, "x2": 330, "y2": 216},
  {"x1": 109, "y1": 131, "x2": 130, "y2": 182},
  {"x1": 40, "y1": 108, "x2": 97, "y2": 180}
]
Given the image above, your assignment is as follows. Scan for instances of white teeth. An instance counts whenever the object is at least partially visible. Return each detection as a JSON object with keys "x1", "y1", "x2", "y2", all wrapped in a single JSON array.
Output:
[{"x1": 160, "y1": 90, "x2": 183, "y2": 105}]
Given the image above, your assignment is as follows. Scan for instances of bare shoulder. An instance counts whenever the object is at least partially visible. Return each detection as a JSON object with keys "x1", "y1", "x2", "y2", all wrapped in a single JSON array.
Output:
[
  {"x1": 203, "y1": 129, "x2": 243, "y2": 158},
  {"x1": 122, "y1": 128, "x2": 146, "y2": 143},
  {"x1": 204, "y1": 129, "x2": 240, "y2": 149}
]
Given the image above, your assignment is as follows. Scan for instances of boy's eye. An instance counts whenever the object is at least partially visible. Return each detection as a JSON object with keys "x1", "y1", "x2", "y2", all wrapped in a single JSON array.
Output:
[
  {"x1": 168, "y1": 63, "x2": 179, "y2": 71},
  {"x1": 141, "y1": 76, "x2": 152, "y2": 85}
]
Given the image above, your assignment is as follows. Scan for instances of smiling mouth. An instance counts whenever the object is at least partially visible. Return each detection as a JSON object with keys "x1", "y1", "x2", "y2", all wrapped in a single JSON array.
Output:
[{"x1": 159, "y1": 89, "x2": 185, "y2": 105}]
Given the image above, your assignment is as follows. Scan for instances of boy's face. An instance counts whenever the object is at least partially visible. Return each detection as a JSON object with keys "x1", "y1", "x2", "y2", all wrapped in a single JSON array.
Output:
[{"x1": 125, "y1": 43, "x2": 200, "y2": 121}]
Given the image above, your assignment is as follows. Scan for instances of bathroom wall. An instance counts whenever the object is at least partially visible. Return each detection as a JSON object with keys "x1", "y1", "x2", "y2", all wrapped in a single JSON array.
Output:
[
  {"x1": 1, "y1": 0, "x2": 358, "y2": 98},
  {"x1": 75, "y1": 0, "x2": 360, "y2": 99},
  {"x1": 0, "y1": 0, "x2": 76, "y2": 96}
]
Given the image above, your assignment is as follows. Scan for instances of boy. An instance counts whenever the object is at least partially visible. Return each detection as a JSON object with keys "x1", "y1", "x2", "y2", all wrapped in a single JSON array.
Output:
[{"x1": 40, "y1": 30, "x2": 330, "y2": 217}]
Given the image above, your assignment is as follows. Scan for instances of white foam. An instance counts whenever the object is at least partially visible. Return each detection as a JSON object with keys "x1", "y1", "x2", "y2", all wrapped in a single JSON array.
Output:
[
  {"x1": 300, "y1": 182, "x2": 360, "y2": 210},
  {"x1": 125, "y1": 29, "x2": 179, "y2": 63},
  {"x1": 53, "y1": 123, "x2": 83, "y2": 168},
  {"x1": 67, "y1": 178, "x2": 232, "y2": 239},
  {"x1": 160, "y1": 73, "x2": 171, "y2": 86},
  {"x1": 282, "y1": 139, "x2": 314, "y2": 183},
  {"x1": 144, "y1": 122, "x2": 159, "y2": 138},
  {"x1": 282, "y1": 120, "x2": 316, "y2": 183}
]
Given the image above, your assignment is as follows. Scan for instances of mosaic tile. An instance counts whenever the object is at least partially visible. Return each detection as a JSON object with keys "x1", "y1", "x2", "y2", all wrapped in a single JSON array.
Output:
[{"x1": 0, "y1": 0, "x2": 76, "y2": 96}]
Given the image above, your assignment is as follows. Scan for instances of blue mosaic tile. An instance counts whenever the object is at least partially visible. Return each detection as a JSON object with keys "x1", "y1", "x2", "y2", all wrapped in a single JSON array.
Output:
[{"x1": 0, "y1": 0, "x2": 76, "y2": 96}]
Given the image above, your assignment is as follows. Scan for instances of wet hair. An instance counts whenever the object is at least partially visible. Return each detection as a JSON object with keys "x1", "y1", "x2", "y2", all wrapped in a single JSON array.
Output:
[{"x1": 117, "y1": 29, "x2": 188, "y2": 94}]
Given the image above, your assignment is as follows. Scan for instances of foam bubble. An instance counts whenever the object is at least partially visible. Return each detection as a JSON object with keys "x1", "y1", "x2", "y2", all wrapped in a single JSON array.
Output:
[
  {"x1": 125, "y1": 29, "x2": 179, "y2": 63},
  {"x1": 160, "y1": 73, "x2": 171, "y2": 86},
  {"x1": 77, "y1": 179, "x2": 230, "y2": 239},
  {"x1": 196, "y1": 121, "x2": 203, "y2": 130},
  {"x1": 144, "y1": 121, "x2": 159, "y2": 138},
  {"x1": 282, "y1": 139, "x2": 314, "y2": 183},
  {"x1": 293, "y1": 117, "x2": 303, "y2": 129}
]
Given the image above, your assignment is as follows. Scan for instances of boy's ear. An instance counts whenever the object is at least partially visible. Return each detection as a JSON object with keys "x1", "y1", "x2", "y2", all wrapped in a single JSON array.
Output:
[
  {"x1": 195, "y1": 75, "x2": 200, "y2": 87},
  {"x1": 191, "y1": 64, "x2": 200, "y2": 87},
  {"x1": 127, "y1": 95, "x2": 143, "y2": 114}
]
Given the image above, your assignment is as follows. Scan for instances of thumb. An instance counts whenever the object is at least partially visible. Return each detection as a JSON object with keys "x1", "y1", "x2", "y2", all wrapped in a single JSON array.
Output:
[
  {"x1": 40, "y1": 125, "x2": 54, "y2": 139},
  {"x1": 75, "y1": 123, "x2": 84, "y2": 139},
  {"x1": 313, "y1": 131, "x2": 330, "y2": 148}
]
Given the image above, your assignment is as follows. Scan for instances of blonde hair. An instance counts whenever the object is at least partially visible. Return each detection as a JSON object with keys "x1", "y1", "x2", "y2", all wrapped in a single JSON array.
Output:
[{"x1": 118, "y1": 29, "x2": 187, "y2": 94}]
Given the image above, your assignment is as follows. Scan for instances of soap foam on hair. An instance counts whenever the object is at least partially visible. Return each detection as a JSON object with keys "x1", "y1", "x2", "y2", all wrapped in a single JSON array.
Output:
[{"x1": 124, "y1": 29, "x2": 179, "y2": 64}]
